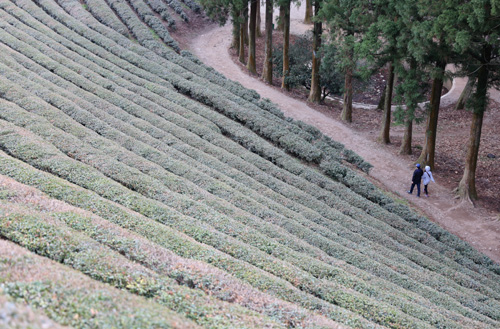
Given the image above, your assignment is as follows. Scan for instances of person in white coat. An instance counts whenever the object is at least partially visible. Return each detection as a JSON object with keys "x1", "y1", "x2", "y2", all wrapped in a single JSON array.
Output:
[{"x1": 422, "y1": 165, "x2": 435, "y2": 197}]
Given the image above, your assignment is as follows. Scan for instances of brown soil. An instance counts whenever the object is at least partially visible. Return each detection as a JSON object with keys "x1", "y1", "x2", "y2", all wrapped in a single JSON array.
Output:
[{"x1": 174, "y1": 9, "x2": 500, "y2": 264}]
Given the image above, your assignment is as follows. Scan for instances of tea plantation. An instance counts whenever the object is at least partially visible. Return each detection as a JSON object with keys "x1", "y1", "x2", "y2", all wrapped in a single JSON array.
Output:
[{"x1": 0, "y1": 0, "x2": 499, "y2": 328}]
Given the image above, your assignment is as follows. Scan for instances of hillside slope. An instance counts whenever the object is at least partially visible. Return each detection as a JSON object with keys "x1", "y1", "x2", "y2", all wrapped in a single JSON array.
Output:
[{"x1": 0, "y1": 0, "x2": 499, "y2": 328}]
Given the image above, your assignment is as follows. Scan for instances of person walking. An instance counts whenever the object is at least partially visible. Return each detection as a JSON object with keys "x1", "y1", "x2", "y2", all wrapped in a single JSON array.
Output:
[
  {"x1": 422, "y1": 165, "x2": 435, "y2": 197},
  {"x1": 408, "y1": 164, "x2": 424, "y2": 197}
]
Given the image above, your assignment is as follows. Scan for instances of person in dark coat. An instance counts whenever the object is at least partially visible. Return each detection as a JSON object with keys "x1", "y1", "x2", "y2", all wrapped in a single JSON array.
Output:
[{"x1": 407, "y1": 163, "x2": 424, "y2": 197}]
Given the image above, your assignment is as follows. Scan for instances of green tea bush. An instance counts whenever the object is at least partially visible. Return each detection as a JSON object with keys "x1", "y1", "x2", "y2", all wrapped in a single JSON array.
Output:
[
  {"x1": 0, "y1": 94, "x2": 499, "y2": 326},
  {"x1": 145, "y1": 0, "x2": 179, "y2": 24},
  {"x1": 0, "y1": 151, "x2": 379, "y2": 329},
  {"x1": 81, "y1": 0, "x2": 129, "y2": 36},
  {"x1": 0, "y1": 208, "x2": 287, "y2": 329},
  {"x1": 0, "y1": 241, "x2": 201, "y2": 329},
  {"x1": 1, "y1": 0, "x2": 499, "y2": 327}
]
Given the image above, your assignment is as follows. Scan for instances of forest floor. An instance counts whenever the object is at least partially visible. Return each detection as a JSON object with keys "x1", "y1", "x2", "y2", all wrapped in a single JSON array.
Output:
[{"x1": 172, "y1": 4, "x2": 500, "y2": 264}]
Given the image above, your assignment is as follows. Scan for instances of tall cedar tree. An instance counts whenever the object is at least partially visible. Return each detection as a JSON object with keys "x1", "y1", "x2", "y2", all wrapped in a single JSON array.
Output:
[
  {"x1": 281, "y1": 0, "x2": 291, "y2": 90},
  {"x1": 247, "y1": 0, "x2": 258, "y2": 73},
  {"x1": 240, "y1": 5, "x2": 249, "y2": 62},
  {"x1": 379, "y1": 62, "x2": 394, "y2": 143},
  {"x1": 307, "y1": 0, "x2": 322, "y2": 102},
  {"x1": 304, "y1": 0, "x2": 313, "y2": 24},
  {"x1": 451, "y1": 0, "x2": 500, "y2": 202},
  {"x1": 261, "y1": 0, "x2": 273, "y2": 83},
  {"x1": 394, "y1": 59, "x2": 426, "y2": 155},
  {"x1": 411, "y1": 0, "x2": 453, "y2": 169},
  {"x1": 359, "y1": 0, "x2": 402, "y2": 144},
  {"x1": 320, "y1": 0, "x2": 373, "y2": 122}
]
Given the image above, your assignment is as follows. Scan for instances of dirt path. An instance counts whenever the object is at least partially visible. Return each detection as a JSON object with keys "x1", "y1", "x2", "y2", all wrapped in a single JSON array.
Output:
[{"x1": 187, "y1": 6, "x2": 500, "y2": 264}]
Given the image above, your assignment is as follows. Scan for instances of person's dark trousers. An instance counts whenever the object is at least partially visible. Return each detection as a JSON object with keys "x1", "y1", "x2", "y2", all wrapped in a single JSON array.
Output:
[
  {"x1": 409, "y1": 182, "x2": 421, "y2": 196},
  {"x1": 424, "y1": 185, "x2": 429, "y2": 196}
]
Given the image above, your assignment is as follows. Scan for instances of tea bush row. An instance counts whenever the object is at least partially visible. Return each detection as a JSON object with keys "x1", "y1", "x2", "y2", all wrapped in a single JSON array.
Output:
[
  {"x1": 0, "y1": 23, "x2": 500, "y2": 304},
  {"x1": 0, "y1": 178, "x2": 344, "y2": 329},
  {"x1": 0, "y1": 205, "x2": 289, "y2": 329},
  {"x1": 1, "y1": 58, "x2": 499, "y2": 324},
  {"x1": 143, "y1": 0, "x2": 180, "y2": 24},
  {"x1": 1, "y1": 86, "x2": 500, "y2": 327},
  {"x1": 102, "y1": 0, "x2": 180, "y2": 51},
  {"x1": 128, "y1": 0, "x2": 177, "y2": 31},
  {"x1": 81, "y1": 0, "x2": 130, "y2": 36},
  {"x1": 0, "y1": 292, "x2": 68, "y2": 329},
  {"x1": 1, "y1": 116, "x2": 468, "y2": 328},
  {"x1": 35, "y1": 0, "x2": 366, "y2": 168},
  {"x1": 2, "y1": 117, "x2": 438, "y2": 327},
  {"x1": 0, "y1": 241, "x2": 200, "y2": 329},
  {"x1": 0, "y1": 151, "x2": 380, "y2": 329}
]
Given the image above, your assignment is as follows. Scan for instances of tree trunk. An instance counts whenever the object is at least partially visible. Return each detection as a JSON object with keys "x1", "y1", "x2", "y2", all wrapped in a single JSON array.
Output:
[
  {"x1": 247, "y1": 0, "x2": 257, "y2": 74},
  {"x1": 239, "y1": 11, "x2": 246, "y2": 63},
  {"x1": 376, "y1": 83, "x2": 386, "y2": 111},
  {"x1": 378, "y1": 62, "x2": 394, "y2": 142},
  {"x1": 458, "y1": 46, "x2": 491, "y2": 202},
  {"x1": 307, "y1": 0, "x2": 321, "y2": 103},
  {"x1": 341, "y1": 68, "x2": 353, "y2": 122},
  {"x1": 399, "y1": 119, "x2": 413, "y2": 155},
  {"x1": 277, "y1": 5, "x2": 285, "y2": 31},
  {"x1": 417, "y1": 59, "x2": 446, "y2": 169},
  {"x1": 243, "y1": 5, "x2": 249, "y2": 45},
  {"x1": 455, "y1": 77, "x2": 475, "y2": 110},
  {"x1": 261, "y1": 0, "x2": 273, "y2": 83},
  {"x1": 281, "y1": 1, "x2": 290, "y2": 91},
  {"x1": 231, "y1": 11, "x2": 240, "y2": 50},
  {"x1": 304, "y1": 0, "x2": 312, "y2": 24},
  {"x1": 256, "y1": 0, "x2": 262, "y2": 37}
]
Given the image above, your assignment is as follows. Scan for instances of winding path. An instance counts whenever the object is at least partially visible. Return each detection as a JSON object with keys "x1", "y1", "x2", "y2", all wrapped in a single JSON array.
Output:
[{"x1": 187, "y1": 4, "x2": 500, "y2": 264}]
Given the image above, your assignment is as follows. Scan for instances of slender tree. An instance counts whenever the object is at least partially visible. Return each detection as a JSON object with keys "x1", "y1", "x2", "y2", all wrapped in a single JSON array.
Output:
[
  {"x1": 412, "y1": 0, "x2": 455, "y2": 169},
  {"x1": 243, "y1": 5, "x2": 249, "y2": 44},
  {"x1": 360, "y1": 1, "x2": 403, "y2": 143},
  {"x1": 395, "y1": 59, "x2": 425, "y2": 155},
  {"x1": 416, "y1": 58, "x2": 447, "y2": 167},
  {"x1": 256, "y1": 0, "x2": 262, "y2": 37},
  {"x1": 340, "y1": 37, "x2": 354, "y2": 122},
  {"x1": 455, "y1": 78, "x2": 475, "y2": 110},
  {"x1": 261, "y1": 0, "x2": 274, "y2": 83},
  {"x1": 308, "y1": 0, "x2": 322, "y2": 102},
  {"x1": 276, "y1": 4, "x2": 285, "y2": 31},
  {"x1": 239, "y1": 8, "x2": 246, "y2": 63},
  {"x1": 458, "y1": 46, "x2": 493, "y2": 202},
  {"x1": 304, "y1": 0, "x2": 313, "y2": 24},
  {"x1": 447, "y1": 0, "x2": 499, "y2": 202},
  {"x1": 320, "y1": 0, "x2": 375, "y2": 123},
  {"x1": 281, "y1": 0, "x2": 291, "y2": 90},
  {"x1": 376, "y1": 83, "x2": 386, "y2": 111},
  {"x1": 378, "y1": 62, "x2": 394, "y2": 143},
  {"x1": 397, "y1": 0, "x2": 499, "y2": 201},
  {"x1": 247, "y1": 0, "x2": 258, "y2": 73},
  {"x1": 231, "y1": 12, "x2": 241, "y2": 50}
]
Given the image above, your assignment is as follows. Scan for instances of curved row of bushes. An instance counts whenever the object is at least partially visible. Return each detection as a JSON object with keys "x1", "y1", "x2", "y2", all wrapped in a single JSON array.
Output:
[
  {"x1": 0, "y1": 0, "x2": 499, "y2": 328},
  {"x1": 1, "y1": 24, "x2": 500, "y2": 321},
  {"x1": 0, "y1": 8, "x2": 498, "y2": 302}
]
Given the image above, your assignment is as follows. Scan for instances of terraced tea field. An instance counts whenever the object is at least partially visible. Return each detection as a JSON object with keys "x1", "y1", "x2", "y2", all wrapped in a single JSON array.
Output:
[{"x1": 0, "y1": 0, "x2": 499, "y2": 328}]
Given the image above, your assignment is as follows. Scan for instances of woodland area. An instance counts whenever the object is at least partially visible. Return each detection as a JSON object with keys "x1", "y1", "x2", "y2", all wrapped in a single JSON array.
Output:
[{"x1": 200, "y1": 0, "x2": 500, "y2": 204}]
